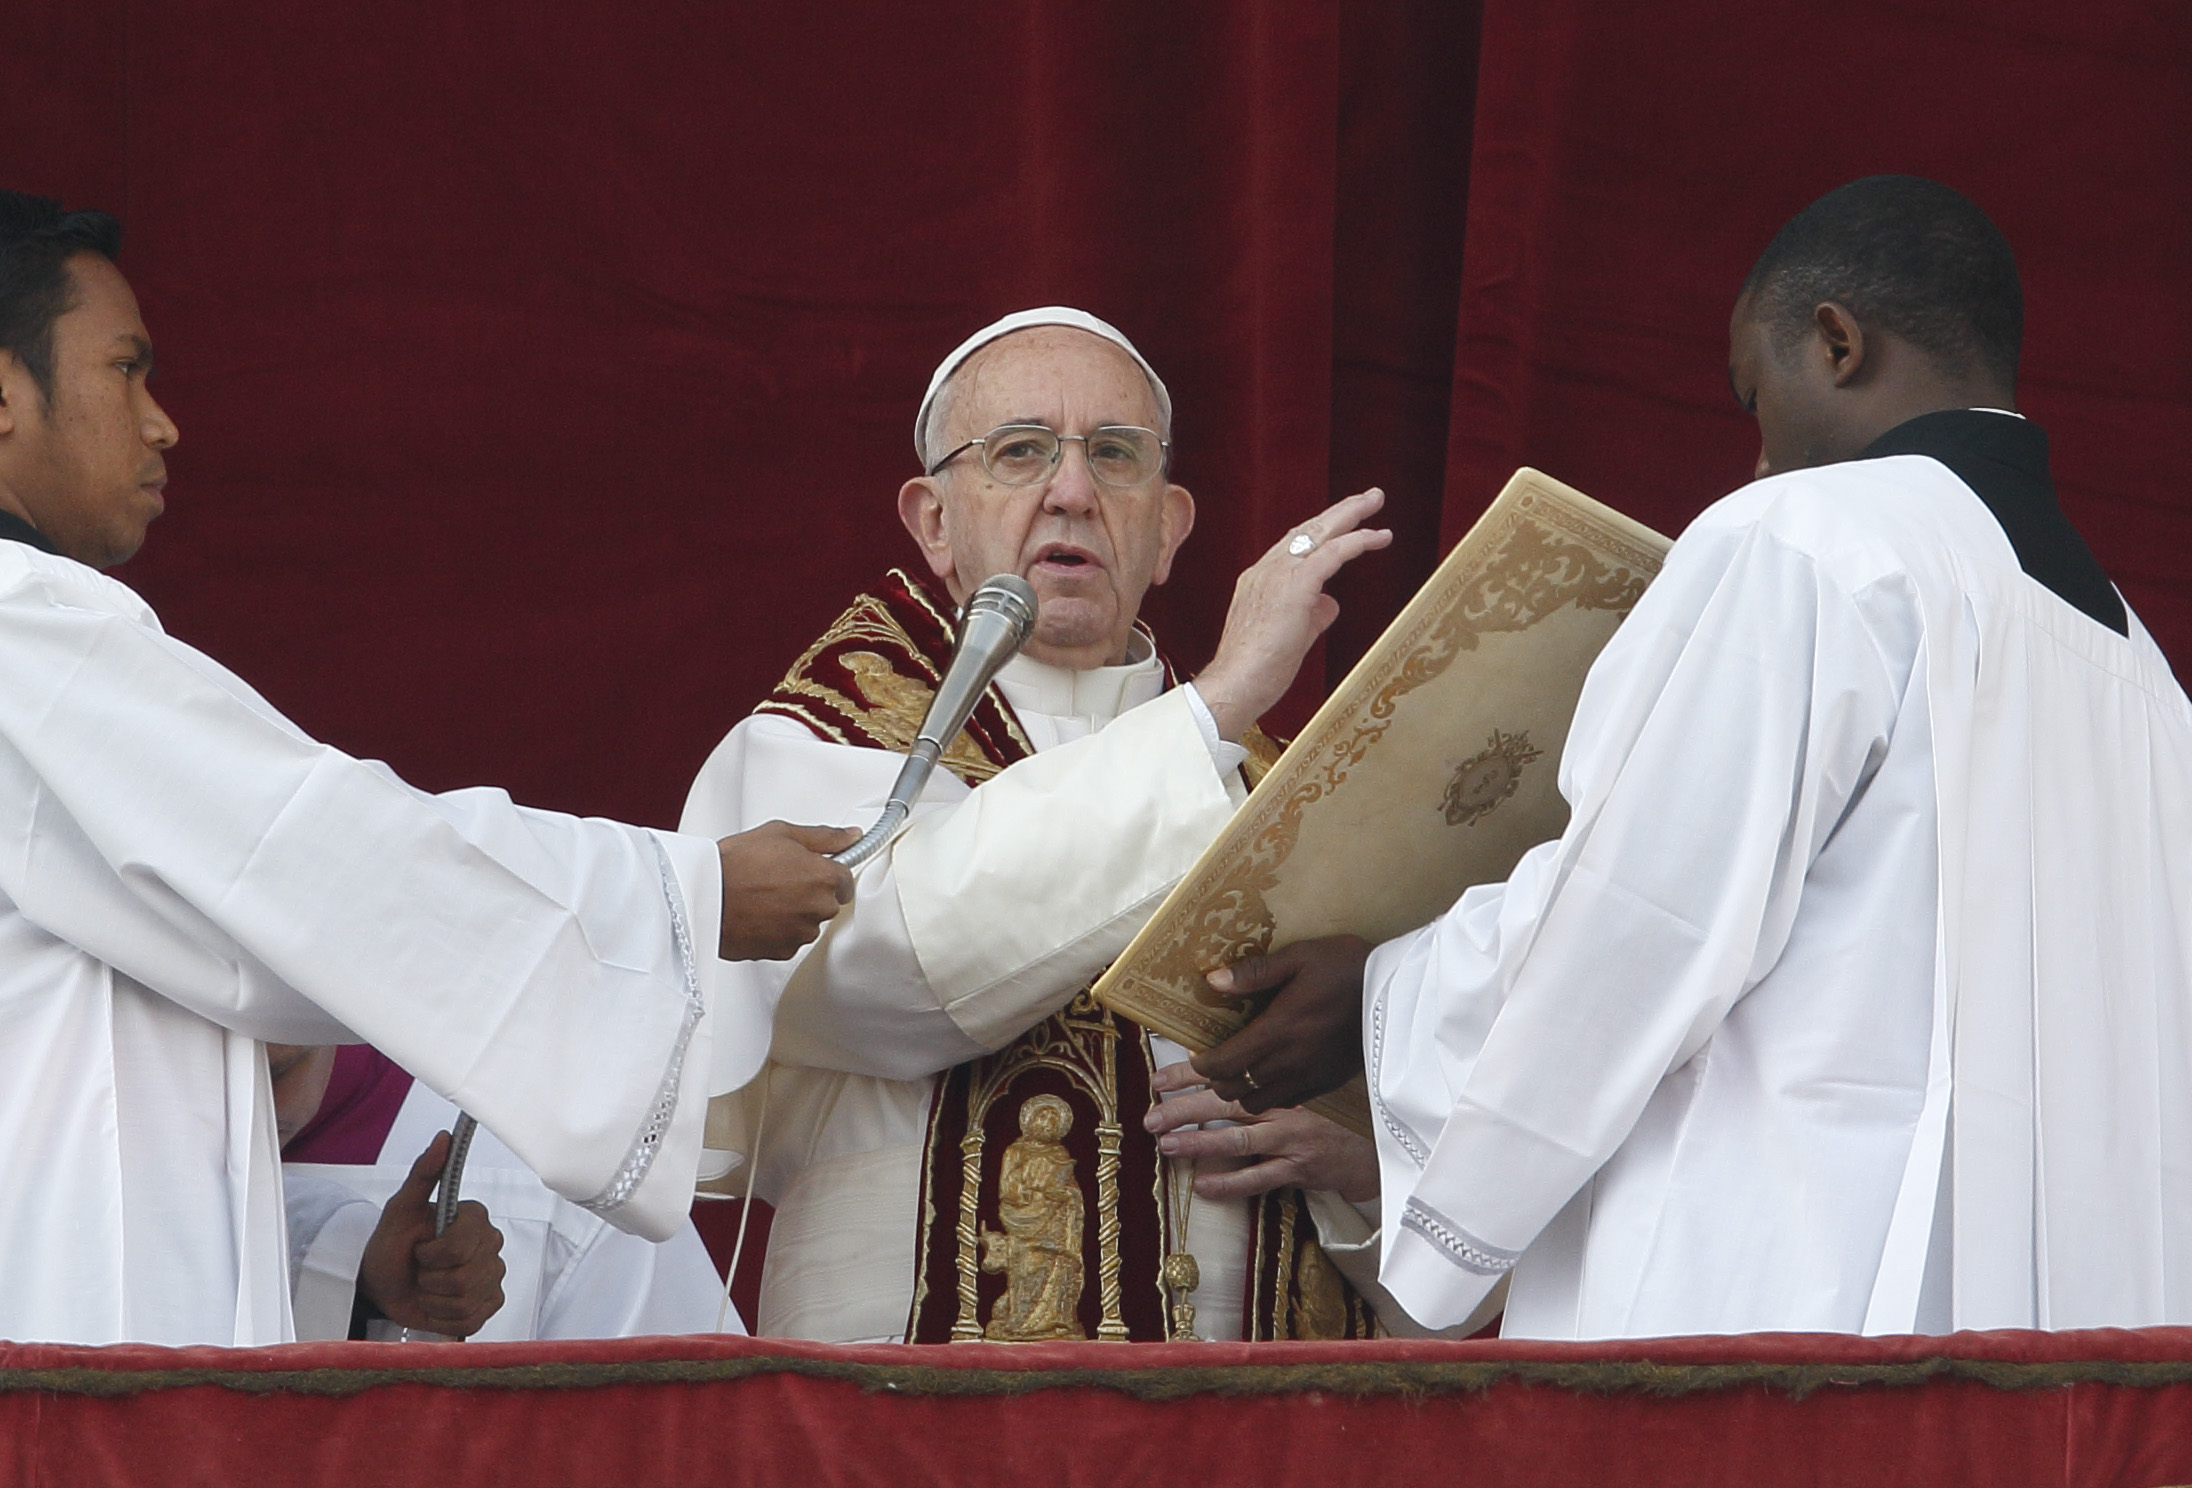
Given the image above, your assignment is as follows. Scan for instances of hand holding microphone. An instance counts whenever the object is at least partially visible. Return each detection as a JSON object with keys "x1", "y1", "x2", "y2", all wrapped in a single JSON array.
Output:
[
  {"x1": 832, "y1": 573, "x2": 1038, "y2": 869},
  {"x1": 716, "y1": 822, "x2": 860, "y2": 961},
  {"x1": 714, "y1": 572, "x2": 1039, "y2": 958}
]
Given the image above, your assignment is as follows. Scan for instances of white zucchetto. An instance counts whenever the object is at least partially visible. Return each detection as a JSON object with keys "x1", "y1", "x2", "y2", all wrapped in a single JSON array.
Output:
[{"x1": 913, "y1": 306, "x2": 1172, "y2": 464}]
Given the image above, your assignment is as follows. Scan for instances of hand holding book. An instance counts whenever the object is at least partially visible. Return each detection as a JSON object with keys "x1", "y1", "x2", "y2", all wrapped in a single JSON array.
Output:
[{"x1": 1091, "y1": 469, "x2": 1672, "y2": 1139}]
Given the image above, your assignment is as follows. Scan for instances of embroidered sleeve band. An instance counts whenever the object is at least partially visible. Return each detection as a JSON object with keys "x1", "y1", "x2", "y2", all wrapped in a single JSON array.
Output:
[
  {"x1": 1401, "y1": 1198, "x2": 1523, "y2": 1276},
  {"x1": 580, "y1": 837, "x2": 707, "y2": 1217}
]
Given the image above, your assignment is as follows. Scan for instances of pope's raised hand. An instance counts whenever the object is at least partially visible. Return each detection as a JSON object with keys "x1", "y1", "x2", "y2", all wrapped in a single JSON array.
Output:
[
  {"x1": 1190, "y1": 489, "x2": 1393, "y2": 741},
  {"x1": 716, "y1": 821, "x2": 859, "y2": 961}
]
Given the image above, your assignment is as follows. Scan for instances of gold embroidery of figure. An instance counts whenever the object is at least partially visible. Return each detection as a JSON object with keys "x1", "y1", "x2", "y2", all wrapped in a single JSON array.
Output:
[
  {"x1": 838, "y1": 651, "x2": 1000, "y2": 781},
  {"x1": 980, "y1": 1095, "x2": 1087, "y2": 1341},
  {"x1": 1289, "y1": 1234, "x2": 1351, "y2": 1340},
  {"x1": 839, "y1": 651, "x2": 932, "y2": 732}
]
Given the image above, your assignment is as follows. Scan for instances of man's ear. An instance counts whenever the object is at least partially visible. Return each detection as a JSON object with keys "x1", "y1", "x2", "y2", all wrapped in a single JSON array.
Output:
[
  {"x1": 1814, "y1": 302, "x2": 1868, "y2": 388},
  {"x1": 897, "y1": 476, "x2": 957, "y2": 587},
  {"x1": 1147, "y1": 482, "x2": 1195, "y2": 587},
  {"x1": 0, "y1": 353, "x2": 21, "y2": 439}
]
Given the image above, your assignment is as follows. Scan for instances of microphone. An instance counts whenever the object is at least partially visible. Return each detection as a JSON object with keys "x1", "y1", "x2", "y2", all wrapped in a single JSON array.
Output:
[
  {"x1": 437, "y1": 583, "x2": 1033, "y2": 1242},
  {"x1": 833, "y1": 573, "x2": 1039, "y2": 869}
]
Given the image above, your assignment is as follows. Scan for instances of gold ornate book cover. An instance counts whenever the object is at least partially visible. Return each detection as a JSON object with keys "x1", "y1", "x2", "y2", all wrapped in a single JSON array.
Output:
[{"x1": 1093, "y1": 469, "x2": 1671, "y2": 1137}]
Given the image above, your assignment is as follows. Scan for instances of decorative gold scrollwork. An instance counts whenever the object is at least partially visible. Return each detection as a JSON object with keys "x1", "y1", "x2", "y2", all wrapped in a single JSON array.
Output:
[{"x1": 1116, "y1": 499, "x2": 1654, "y2": 1039}]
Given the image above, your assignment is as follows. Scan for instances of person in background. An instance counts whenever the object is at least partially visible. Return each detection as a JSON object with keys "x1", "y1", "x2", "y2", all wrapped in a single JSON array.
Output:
[{"x1": 277, "y1": 1045, "x2": 730, "y2": 1341}]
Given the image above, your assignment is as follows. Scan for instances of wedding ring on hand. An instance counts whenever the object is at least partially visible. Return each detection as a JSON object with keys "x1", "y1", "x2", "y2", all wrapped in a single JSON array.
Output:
[
  {"x1": 1243, "y1": 1066, "x2": 1263, "y2": 1091},
  {"x1": 1286, "y1": 532, "x2": 1319, "y2": 558}
]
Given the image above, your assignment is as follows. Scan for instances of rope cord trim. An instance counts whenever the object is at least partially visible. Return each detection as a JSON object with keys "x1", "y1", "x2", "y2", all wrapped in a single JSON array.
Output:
[{"x1": 8, "y1": 1352, "x2": 2192, "y2": 1403}]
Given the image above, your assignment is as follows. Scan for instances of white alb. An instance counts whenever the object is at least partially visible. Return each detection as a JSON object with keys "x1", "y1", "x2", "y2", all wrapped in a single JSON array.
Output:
[{"x1": 1368, "y1": 454, "x2": 2192, "y2": 1338}]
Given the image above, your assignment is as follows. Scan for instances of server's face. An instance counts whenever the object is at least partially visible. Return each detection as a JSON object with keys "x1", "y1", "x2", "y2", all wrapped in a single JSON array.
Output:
[
  {"x1": 267, "y1": 1045, "x2": 337, "y2": 1146},
  {"x1": 1728, "y1": 290, "x2": 1861, "y2": 481},
  {"x1": 899, "y1": 328, "x2": 1194, "y2": 670},
  {"x1": 0, "y1": 254, "x2": 178, "y2": 568}
]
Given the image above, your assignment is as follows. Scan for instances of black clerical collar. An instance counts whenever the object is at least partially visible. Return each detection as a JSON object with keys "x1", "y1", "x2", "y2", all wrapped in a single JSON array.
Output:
[
  {"x1": 1860, "y1": 408, "x2": 2126, "y2": 636},
  {"x1": 0, "y1": 508, "x2": 59, "y2": 556}
]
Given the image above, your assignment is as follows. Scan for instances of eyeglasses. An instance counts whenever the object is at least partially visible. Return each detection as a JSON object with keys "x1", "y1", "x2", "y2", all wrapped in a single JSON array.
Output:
[{"x1": 927, "y1": 423, "x2": 1169, "y2": 488}]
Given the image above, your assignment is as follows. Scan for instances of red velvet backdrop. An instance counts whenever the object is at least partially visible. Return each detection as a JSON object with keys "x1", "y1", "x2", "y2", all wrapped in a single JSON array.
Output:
[
  {"x1": 1441, "y1": 0, "x2": 2192, "y2": 657},
  {"x1": 4, "y1": 1, "x2": 2184, "y2": 830},
  {"x1": 0, "y1": 0, "x2": 1450, "y2": 825}
]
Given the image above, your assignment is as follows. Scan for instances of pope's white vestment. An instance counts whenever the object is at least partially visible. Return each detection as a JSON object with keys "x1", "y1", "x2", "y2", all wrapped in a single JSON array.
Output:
[
  {"x1": 285, "y1": 1079, "x2": 729, "y2": 1341},
  {"x1": 1368, "y1": 452, "x2": 2192, "y2": 1337},
  {"x1": 0, "y1": 543, "x2": 758, "y2": 1346},
  {"x1": 683, "y1": 645, "x2": 1397, "y2": 1341}
]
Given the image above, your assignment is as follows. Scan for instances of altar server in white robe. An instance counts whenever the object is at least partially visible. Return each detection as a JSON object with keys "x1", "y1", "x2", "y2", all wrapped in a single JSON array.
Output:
[
  {"x1": 1192, "y1": 175, "x2": 2192, "y2": 1338},
  {"x1": 279, "y1": 1049, "x2": 729, "y2": 1341},
  {"x1": 0, "y1": 193, "x2": 852, "y2": 1347},
  {"x1": 268, "y1": 1043, "x2": 511, "y2": 1340},
  {"x1": 682, "y1": 309, "x2": 1407, "y2": 1341}
]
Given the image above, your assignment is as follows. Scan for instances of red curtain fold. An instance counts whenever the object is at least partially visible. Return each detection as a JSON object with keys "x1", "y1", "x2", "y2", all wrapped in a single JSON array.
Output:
[{"x1": 1321, "y1": 0, "x2": 1482, "y2": 683}]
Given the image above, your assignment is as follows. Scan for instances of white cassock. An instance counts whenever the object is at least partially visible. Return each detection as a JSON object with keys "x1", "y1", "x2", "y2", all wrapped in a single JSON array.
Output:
[
  {"x1": 0, "y1": 544, "x2": 762, "y2": 1346},
  {"x1": 1368, "y1": 453, "x2": 2192, "y2": 1337},
  {"x1": 285, "y1": 1080, "x2": 731, "y2": 1341},
  {"x1": 683, "y1": 643, "x2": 1399, "y2": 1341}
]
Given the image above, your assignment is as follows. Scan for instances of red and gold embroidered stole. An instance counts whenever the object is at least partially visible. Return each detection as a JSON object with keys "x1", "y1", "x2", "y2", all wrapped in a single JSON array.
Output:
[{"x1": 757, "y1": 567, "x2": 1373, "y2": 1342}]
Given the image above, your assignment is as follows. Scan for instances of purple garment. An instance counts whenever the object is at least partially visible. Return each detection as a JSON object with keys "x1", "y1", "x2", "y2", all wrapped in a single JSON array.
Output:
[{"x1": 282, "y1": 1045, "x2": 414, "y2": 1164}]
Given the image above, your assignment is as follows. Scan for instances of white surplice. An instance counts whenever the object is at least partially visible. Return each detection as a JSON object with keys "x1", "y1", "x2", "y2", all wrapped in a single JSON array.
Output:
[
  {"x1": 0, "y1": 543, "x2": 757, "y2": 1346},
  {"x1": 682, "y1": 642, "x2": 1398, "y2": 1341},
  {"x1": 1367, "y1": 453, "x2": 2192, "y2": 1338},
  {"x1": 285, "y1": 1082, "x2": 730, "y2": 1342}
]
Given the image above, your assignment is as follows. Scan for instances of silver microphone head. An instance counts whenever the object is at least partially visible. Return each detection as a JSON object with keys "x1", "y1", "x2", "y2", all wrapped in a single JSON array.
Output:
[
  {"x1": 962, "y1": 573, "x2": 1039, "y2": 648},
  {"x1": 916, "y1": 574, "x2": 1039, "y2": 752},
  {"x1": 832, "y1": 574, "x2": 1040, "y2": 870}
]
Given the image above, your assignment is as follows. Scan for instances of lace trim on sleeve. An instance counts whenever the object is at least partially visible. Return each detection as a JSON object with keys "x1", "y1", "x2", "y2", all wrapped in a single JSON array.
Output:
[
  {"x1": 1400, "y1": 1197, "x2": 1522, "y2": 1276},
  {"x1": 1366, "y1": 975, "x2": 1430, "y2": 1166},
  {"x1": 579, "y1": 834, "x2": 706, "y2": 1217}
]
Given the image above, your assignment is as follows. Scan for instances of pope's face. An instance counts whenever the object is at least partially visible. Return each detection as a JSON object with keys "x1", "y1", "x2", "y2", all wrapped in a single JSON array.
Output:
[
  {"x1": 0, "y1": 254, "x2": 178, "y2": 568},
  {"x1": 899, "y1": 328, "x2": 1194, "y2": 670}
]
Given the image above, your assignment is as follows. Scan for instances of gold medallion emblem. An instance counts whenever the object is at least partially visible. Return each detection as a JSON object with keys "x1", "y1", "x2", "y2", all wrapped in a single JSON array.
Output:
[{"x1": 1442, "y1": 728, "x2": 1544, "y2": 826}]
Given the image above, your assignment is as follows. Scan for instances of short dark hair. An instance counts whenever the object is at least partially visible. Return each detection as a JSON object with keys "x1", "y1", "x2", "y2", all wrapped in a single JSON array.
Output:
[
  {"x1": 0, "y1": 192, "x2": 124, "y2": 406},
  {"x1": 1742, "y1": 175, "x2": 2021, "y2": 388}
]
